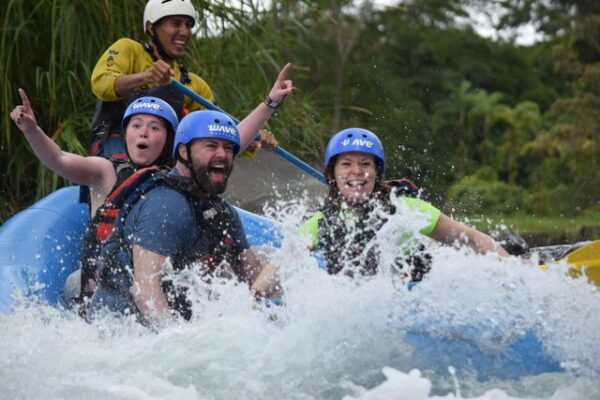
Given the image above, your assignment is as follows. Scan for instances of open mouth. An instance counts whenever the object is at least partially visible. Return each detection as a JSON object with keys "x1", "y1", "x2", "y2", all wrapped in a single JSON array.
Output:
[
  {"x1": 173, "y1": 40, "x2": 187, "y2": 50},
  {"x1": 137, "y1": 143, "x2": 149, "y2": 151},
  {"x1": 207, "y1": 163, "x2": 229, "y2": 180},
  {"x1": 346, "y1": 180, "x2": 366, "y2": 189}
]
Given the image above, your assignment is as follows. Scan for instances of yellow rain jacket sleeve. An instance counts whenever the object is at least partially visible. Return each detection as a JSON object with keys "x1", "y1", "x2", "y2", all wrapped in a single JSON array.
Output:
[{"x1": 90, "y1": 38, "x2": 215, "y2": 110}]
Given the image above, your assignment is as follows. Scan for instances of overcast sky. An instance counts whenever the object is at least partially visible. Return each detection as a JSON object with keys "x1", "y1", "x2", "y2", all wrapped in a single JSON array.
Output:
[
  {"x1": 371, "y1": 0, "x2": 544, "y2": 45},
  {"x1": 216, "y1": 1, "x2": 544, "y2": 46}
]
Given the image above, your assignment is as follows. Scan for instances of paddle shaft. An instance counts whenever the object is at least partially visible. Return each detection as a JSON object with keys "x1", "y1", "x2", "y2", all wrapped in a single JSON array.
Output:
[{"x1": 170, "y1": 80, "x2": 327, "y2": 184}]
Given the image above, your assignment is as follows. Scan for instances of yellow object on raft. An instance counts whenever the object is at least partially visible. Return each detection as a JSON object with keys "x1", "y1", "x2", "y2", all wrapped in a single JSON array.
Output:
[
  {"x1": 562, "y1": 239, "x2": 600, "y2": 286},
  {"x1": 541, "y1": 239, "x2": 600, "y2": 286}
]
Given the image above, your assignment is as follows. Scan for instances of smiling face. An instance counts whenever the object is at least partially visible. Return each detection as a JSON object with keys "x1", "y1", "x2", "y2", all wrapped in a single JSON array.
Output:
[
  {"x1": 125, "y1": 114, "x2": 168, "y2": 167},
  {"x1": 187, "y1": 138, "x2": 235, "y2": 195},
  {"x1": 333, "y1": 152, "x2": 377, "y2": 205},
  {"x1": 151, "y1": 15, "x2": 193, "y2": 59}
]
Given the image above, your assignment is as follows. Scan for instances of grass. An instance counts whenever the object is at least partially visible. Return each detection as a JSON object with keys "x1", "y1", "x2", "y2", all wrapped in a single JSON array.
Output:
[{"x1": 458, "y1": 211, "x2": 600, "y2": 247}]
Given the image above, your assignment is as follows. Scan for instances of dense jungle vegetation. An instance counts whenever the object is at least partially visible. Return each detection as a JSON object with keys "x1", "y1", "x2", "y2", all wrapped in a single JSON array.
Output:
[{"x1": 1, "y1": 0, "x2": 598, "y2": 241}]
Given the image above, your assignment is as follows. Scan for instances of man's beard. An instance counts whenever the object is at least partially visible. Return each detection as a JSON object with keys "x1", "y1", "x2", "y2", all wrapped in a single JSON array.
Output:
[{"x1": 191, "y1": 159, "x2": 233, "y2": 195}]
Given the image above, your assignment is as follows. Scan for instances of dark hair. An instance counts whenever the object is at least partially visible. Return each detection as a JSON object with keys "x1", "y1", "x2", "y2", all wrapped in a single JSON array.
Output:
[{"x1": 153, "y1": 122, "x2": 176, "y2": 167}]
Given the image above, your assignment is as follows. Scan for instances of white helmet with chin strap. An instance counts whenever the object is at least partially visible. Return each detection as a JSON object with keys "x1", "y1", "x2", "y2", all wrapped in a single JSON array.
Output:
[{"x1": 143, "y1": 0, "x2": 196, "y2": 33}]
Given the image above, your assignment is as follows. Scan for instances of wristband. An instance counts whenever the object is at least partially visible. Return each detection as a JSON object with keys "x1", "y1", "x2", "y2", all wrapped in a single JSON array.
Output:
[{"x1": 264, "y1": 96, "x2": 281, "y2": 109}]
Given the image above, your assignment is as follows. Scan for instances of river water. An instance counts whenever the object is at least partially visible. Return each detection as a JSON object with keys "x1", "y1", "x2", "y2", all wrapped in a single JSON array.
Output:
[{"x1": 1, "y1": 200, "x2": 599, "y2": 399}]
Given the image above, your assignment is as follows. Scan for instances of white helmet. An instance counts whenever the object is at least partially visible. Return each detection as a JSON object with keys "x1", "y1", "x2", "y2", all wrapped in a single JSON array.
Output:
[{"x1": 143, "y1": 0, "x2": 196, "y2": 33}]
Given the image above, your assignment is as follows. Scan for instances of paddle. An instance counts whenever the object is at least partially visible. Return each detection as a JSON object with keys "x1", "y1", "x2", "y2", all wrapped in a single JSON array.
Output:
[
  {"x1": 560, "y1": 239, "x2": 600, "y2": 286},
  {"x1": 170, "y1": 79, "x2": 327, "y2": 185}
]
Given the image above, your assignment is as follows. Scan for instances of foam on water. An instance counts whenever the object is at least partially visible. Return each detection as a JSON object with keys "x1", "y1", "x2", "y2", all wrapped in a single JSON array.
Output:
[{"x1": 1, "y1": 198, "x2": 600, "y2": 399}]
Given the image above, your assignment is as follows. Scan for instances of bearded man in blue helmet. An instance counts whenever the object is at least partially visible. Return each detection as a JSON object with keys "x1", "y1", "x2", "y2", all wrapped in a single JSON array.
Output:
[{"x1": 90, "y1": 110, "x2": 281, "y2": 326}]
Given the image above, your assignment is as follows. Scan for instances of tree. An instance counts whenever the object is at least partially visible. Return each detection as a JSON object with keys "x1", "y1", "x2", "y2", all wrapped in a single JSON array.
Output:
[
  {"x1": 467, "y1": 89, "x2": 504, "y2": 167},
  {"x1": 496, "y1": 101, "x2": 542, "y2": 184},
  {"x1": 496, "y1": 0, "x2": 600, "y2": 36}
]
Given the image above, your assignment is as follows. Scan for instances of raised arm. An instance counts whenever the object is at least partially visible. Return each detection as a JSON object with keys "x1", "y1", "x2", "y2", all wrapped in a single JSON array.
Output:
[
  {"x1": 429, "y1": 214, "x2": 509, "y2": 257},
  {"x1": 10, "y1": 88, "x2": 114, "y2": 187},
  {"x1": 237, "y1": 63, "x2": 295, "y2": 151}
]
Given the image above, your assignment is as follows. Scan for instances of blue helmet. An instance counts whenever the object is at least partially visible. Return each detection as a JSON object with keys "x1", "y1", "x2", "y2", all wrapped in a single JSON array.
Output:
[
  {"x1": 324, "y1": 128, "x2": 385, "y2": 170},
  {"x1": 173, "y1": 110, "x2": 241, "y2": 157},
  {"x1": 122, "y1": 96, "x2": 179, "y2": 134}
]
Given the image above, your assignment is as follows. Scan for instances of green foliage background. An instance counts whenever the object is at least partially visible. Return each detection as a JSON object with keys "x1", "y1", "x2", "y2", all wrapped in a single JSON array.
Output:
[{"x1": 1, "y1": 0, "x2": 598, "y2": 226}]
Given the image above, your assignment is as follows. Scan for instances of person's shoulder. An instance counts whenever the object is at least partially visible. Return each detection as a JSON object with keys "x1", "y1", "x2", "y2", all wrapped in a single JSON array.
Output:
[
  {"x1": 110, "y1": 37, "x2": 140, "y2": 47},
  {"x1": 124, "y1": 185, "x2": 198, "y2": 254},
  {"x1": 402, "y1": 197, "x2": 433, "y2": 208},
  {"x1": 136, "y1": 184, "x2": 193, "y2": 215},
  {"x1": 88, "y1": 155, "x2": 119, "y2": 189},
  {"x1": 397, "y1": 197, "x2": 441, "y2": 233},
  {"x1": 103, "y1": 37, "x2": 144, "y2": 54},
  {"x1": 397, "y1": 196, "x2": 440, "y2": 215},
  {"x1": 146, "y1": 184, "x2": 189, "y2": 202},
  {"x1": 126, "y1": 185, "x2": 197, "y2": 235}
]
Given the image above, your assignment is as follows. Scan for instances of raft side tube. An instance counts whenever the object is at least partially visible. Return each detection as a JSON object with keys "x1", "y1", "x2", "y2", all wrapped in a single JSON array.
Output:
[
  {"x1": 234, "y1": 207, "x2": 282, "y2": 248},
  {"x1": 0, "y1": 187, "x2": 89, "y2": 313}
]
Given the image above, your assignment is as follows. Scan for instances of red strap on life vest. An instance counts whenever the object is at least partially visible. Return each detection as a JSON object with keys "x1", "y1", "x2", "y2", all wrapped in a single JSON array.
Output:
[
  {"x1": 104, "y1": 166, "x2": 160, "y2": 205},
  {"x1": 94, "y1": 166, "x2": 161, "y2": 242},
  {"x1": 96, "y1": 221, "x2": 115, "y2": 242}
]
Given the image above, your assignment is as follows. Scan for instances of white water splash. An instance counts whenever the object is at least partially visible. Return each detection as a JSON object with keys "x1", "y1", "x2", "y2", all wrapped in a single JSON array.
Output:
[{"x1": 1, "y1": 198, "x2": 600, "y2": 399}]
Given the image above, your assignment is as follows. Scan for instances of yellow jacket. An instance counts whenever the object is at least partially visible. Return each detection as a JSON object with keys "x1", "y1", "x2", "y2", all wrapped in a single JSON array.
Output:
[{"x1": 91, "y1": 37, "x2": 215, "y2": 110}]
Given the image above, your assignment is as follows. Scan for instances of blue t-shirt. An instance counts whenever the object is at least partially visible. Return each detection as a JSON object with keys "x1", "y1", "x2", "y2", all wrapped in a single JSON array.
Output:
[
  {"x1": 123, "y1": 185, "x2": 249, "y2": 260},
  {"x1": 90, "y1": 180, "x2": 250, "y2": 319}
]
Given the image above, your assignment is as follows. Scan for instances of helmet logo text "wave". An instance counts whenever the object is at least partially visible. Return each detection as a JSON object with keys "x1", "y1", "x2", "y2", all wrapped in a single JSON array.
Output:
[
  {"x1": 342, "y1": 138, "x2": 374, "y2": 148},
  {"x1": 208, "y1": 124, "x2": 238, "y2": 136},
  {"x1": 132, "y1": 102, "x2": 162, "y2": 111}
]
